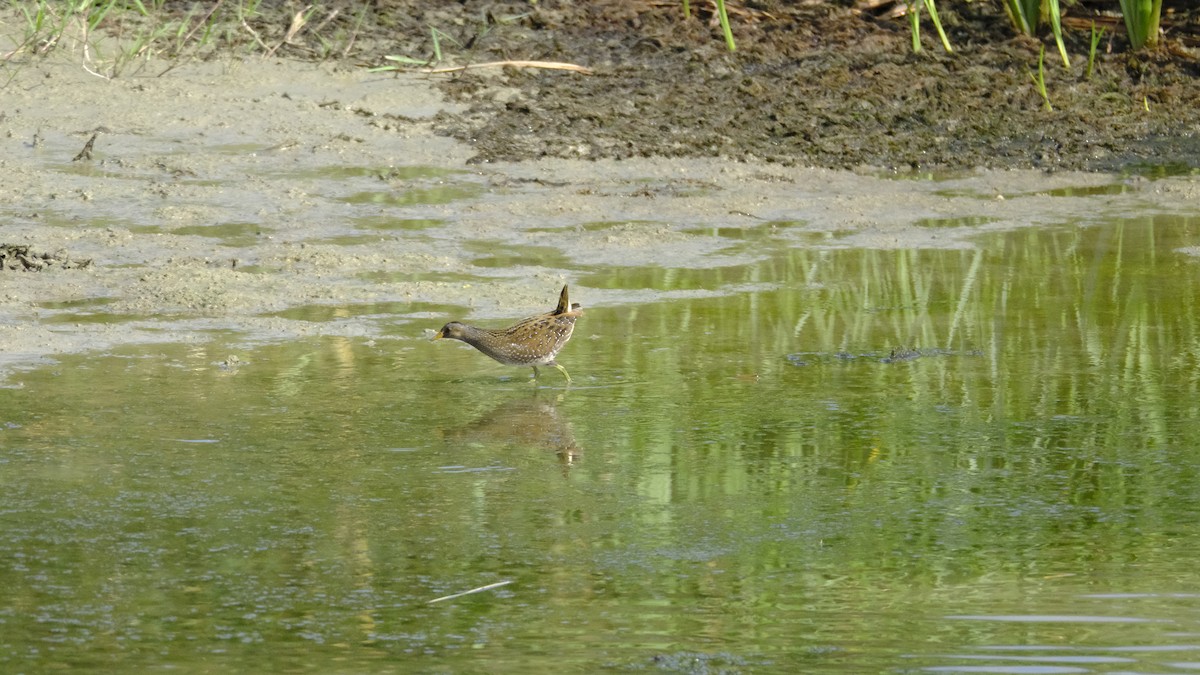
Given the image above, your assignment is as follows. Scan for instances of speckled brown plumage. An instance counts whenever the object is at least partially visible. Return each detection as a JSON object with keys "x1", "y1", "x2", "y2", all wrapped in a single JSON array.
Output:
[{"x1": 434, "y1": 285, "x2": 582, "y2": 382}]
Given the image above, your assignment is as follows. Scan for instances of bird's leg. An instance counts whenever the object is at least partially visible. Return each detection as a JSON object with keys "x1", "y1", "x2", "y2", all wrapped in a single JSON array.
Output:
[
  {"x1": 531, "y1": 366, "x2": 540, "y2": 382},
  {"x1": 553, "y1": 363, "x2": 572, "y2": 384}
]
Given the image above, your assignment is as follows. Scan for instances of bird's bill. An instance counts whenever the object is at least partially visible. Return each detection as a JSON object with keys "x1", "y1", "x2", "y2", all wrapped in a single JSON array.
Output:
[{"x1": 431, "y1": 329, "x2": 446, "y2": 340}]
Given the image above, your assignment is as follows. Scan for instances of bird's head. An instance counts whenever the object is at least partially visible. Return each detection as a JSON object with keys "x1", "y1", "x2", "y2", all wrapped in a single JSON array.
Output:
[{"x1": 433, "y1": 322, "x2": 467, "y2": 341}]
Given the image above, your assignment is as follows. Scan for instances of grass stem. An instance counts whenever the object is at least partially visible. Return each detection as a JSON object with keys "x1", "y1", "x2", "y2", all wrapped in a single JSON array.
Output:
[
  {"x1": 715, "y1": 0, "x2": 735, "y2": 52},
  {"x1": 1047, "y1": 0, "x2": 1069, "y2": 67},
  {"x1": 908, "y1": 1, "x2": 921, "y2": 53},
  {"x1": 1085, "y1": 22, "x2": 1103, "y2": 80},
  {"x1": 923, "y1": 0, "x2": 952, "y2": 53},
  {"x1": 1029, "y1": 45, "x2": 1052, "y2": 111}
]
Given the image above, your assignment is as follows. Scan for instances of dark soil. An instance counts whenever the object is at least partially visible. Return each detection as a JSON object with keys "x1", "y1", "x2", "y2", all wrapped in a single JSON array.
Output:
[
  {"x1": 339, "y1": 0, "x2": 1200, "y2": 172},
  {"x1": 111, "y1": 1, "x2": 1200, "y2": 172}
]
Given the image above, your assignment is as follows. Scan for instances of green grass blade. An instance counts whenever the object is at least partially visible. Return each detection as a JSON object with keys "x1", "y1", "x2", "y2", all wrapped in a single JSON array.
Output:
[
  {"x1": 716, "y1": 0, "x2": 736, "y2": 51},
  {"x1": 1029, "y1": 45, "x2": 1052, "y2": 111},
  {"x1": 1021, "y1": 0, "x2": 1040, "y2": 31},
  {"x1": 1047, "y1": 0, "x2": 1069, "y2": 67},
  {"x1": 923, "y1": 0, "x2": 953, "y2": 52},
  {"x1": 908, "y1": 1, "x2": 922, "y2": 53},
  {"x1": 1085, "y1": 22, "x2": 1103, "y2": 79},
  {"x1": 1003, "y1": 0, "x2": 1035, "y2": 34},
  {"x1": 382, "y1": 55, "x2": 430, "y2": 65}
]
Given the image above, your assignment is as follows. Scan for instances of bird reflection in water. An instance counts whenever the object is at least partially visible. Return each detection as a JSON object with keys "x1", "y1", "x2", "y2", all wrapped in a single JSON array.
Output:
[{"x1": 445, "y1": 392, "x2": 581, "y2": 470}]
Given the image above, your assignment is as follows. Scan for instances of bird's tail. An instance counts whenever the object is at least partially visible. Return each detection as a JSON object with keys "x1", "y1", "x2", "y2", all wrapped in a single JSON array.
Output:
[{"x1": 554, "y1": 285, "x2": 570, "y2": 314}]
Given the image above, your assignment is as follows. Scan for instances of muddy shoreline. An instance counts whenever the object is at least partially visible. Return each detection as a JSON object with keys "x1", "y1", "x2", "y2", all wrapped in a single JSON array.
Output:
[
  {"x1": 399, "y1": 1, "x2": 1200, "y2": 172},
  {"x1": 2, "y1": 3, "x2": 1200, "y2": 381}
]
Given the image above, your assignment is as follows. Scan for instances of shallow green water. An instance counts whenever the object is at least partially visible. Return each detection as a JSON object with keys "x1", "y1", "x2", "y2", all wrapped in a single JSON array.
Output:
[{"x1": 4, "y1": 218, "x2": 1200, "y2": 673}]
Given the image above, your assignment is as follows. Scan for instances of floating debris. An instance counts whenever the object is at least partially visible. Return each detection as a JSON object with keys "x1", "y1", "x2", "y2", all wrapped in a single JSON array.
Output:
[
  {"x1": 427, "y1": 580, "x2": 512, "y2": 605},
  {"x1": 786, "y1": 347, "x2": 981, "y2": 366}
]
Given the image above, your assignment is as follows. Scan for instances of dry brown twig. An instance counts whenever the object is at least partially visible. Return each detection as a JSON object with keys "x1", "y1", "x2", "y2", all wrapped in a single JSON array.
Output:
[{"x1": 266, "y1": 6, "x2": 309, "y2": 57}]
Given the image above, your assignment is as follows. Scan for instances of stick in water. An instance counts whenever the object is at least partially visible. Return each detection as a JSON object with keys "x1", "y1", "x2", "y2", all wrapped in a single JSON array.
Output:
[{"x1": 427, "y1": 580, "x2": 513, "y2": 604}]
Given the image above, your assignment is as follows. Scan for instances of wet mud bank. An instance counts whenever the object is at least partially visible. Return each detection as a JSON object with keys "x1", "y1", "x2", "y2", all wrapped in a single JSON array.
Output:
[
  {"x1": 401, "y1": 1, "x2": 1200, "y2": 171},
  {"x1": 2, "y1": 2, "x2": 1200, "y2": 380}
]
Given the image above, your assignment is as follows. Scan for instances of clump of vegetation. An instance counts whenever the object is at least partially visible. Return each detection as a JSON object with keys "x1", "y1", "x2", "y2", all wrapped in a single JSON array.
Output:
[
  {"x1": 672, "y1": 0, "x2": 1162, "y2": 57},
  {"x1": 907, "y1": 0, "x2": 953, "y2": 53},
  {"x1": 1, "y1": 1, "x2": 369, "y2": 79},
  {"x1": 0, "y1": 0, "x2": 1174, "y2": 85},
  {"x1": 1119, "y1": 0, "x2": 1163, "y2": 50}
]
